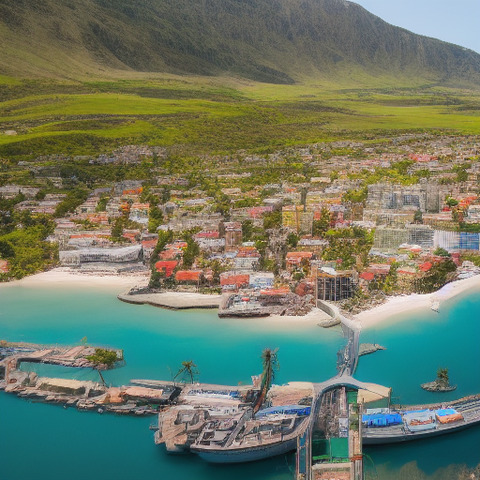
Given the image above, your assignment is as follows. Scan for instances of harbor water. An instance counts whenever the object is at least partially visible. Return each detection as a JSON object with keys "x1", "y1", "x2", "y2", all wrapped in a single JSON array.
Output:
[{"x1": 1, "y1": 282, "x2": 479, "y2": 479}]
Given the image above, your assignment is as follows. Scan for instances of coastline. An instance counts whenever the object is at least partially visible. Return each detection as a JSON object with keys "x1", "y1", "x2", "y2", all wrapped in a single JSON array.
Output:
[
  {"x1": 354, "y1": 274, "x2": 480, "y2": 329},
  {"x1": 4, "y1": 268, "x2": 480, "y2": 331},
  {"x1": 0, "y1": 268, "x2": 145, "y2": 290}
]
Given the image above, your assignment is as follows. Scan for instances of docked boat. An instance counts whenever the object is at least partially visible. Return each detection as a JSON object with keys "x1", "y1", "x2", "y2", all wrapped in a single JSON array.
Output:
[
  {"x1": 190, "y1": 409, "x2": 310, "y2": 463},
  {"x1": 362, "y1": 397, "x2": 480, "y2": 445}
]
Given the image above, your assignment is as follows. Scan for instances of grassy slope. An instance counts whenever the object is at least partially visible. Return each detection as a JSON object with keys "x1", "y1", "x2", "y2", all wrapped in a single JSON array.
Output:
[
  {"x1": 1, "y1": 0, "x2": 480, "y2": 86},
  {"x1": 1, "y1": 74, "x2": 480, "y2": 159}
]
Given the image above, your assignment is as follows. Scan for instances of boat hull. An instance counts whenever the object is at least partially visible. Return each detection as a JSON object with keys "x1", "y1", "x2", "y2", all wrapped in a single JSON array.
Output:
[
  {"x1": 363, "y1": 418, "x2": 480, "y2": 445},
  {"x1": 192, "y1": 438, "x2": 297, "y2": 463}
]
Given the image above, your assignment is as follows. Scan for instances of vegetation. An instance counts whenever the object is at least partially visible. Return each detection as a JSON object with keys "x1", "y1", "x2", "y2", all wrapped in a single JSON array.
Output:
[
  {"x1": 253, "y1": 348, "x2": 279, "y2": 413},
  {"x1": 436, "y1": 367, "x2": 450, "y2": 387},
  {"x1": 173, "y1": 360, "x2": 200, "y2": 384},
  {"x1": 0, "y1": 202, "x2": 57, "y2": 280},
  {"x1": 416, "y1": 258, "x2": 457, "y2": 293},
  {"x1": 85, "y1": 348, "x2": 118, "y2": 368}
]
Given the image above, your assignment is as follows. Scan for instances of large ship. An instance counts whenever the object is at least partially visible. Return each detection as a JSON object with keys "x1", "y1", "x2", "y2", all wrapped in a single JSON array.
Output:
[
  {"x1": 362, "y1": 395, "x2": 480, "y2": 445},
  {"x1": 190, "y1": 408, "x2": 310, "y2": 463}
]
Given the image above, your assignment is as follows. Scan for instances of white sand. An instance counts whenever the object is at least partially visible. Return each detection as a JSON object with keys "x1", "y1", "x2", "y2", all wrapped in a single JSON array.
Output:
[
  {"x1": 260, "y1": 308, "x2": 331, "y2": 326},
  {"x1": 0, "y1": 268, "x2": 145, "y2": 290},
  {"x1": 118, "y1": 291, "x2": 221, "y2": 309},
  {"x1": 354, "y1": 274, "x2": 480, "y2": 329}
]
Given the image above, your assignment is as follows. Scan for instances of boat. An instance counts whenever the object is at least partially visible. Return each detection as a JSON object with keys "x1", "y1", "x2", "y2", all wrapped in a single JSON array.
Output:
[
  {"x1": 362, "y1": 397, "x2": 480, "y2": 445},
  {"x1": 190, "y1": 410, "x2": 310, "y2": 463}
]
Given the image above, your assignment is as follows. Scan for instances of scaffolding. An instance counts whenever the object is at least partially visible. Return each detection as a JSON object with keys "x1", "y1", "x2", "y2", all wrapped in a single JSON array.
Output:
[
  {"x1": 317, "y1": 271, "x2": 356, "y2": 301},
  {"x1": 373, "y1": 227, "x2": 409, "y2": 251},
  {"x1": 406, "y1": 225, "x2": 434, "y2": 248}
]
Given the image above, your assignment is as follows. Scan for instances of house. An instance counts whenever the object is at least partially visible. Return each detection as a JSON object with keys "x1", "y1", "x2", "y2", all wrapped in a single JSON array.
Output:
[
  {"x1": 220, "y1": 272, "x2": 250, "y2": 291},
  {"x1": 286, "y1": 252, "x2": 314, "y2": 270},
  {"x1": 155, "y1": 261, "x2": 178, "y2": 278},
  {"x1": 249, "y1": 272, "x2": 275, "y2": 289},
  {"x1": 175, "y1": 270, "x2": 203, "y2": 284}
]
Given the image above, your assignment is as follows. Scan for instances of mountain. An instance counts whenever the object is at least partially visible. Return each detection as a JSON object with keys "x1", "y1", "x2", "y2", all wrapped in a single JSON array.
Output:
[{"x1": 1, "y1": 0, "x2": 480, "y2": 85}]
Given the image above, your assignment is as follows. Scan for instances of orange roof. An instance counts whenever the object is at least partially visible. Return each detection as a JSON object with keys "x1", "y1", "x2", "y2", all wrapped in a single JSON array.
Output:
[
  {"x1": 0, "y1": 259, "x2": 10, "y2": 273},
  {"x1": 220, "y1": 274, "x2": 249, "y2": 286},
  {"x1": 175, "y1": 270, "x2": 202, "y2": 282},
  {"x1": 260, "y1": 287, "x2": 290, "y2": 296},
  {"x1": 155, "y1": 260, "x2": 178, "y2": 277},
  {"x1": 142, "y1": 239, "x2": 158, "y2": 249},
  {"x1": 360, "y1": 272, "x2": 375, "y2": 281},
  {"x1": 286, "y1": 252, "x2": 313, "y2": 259},
  {"x1": 419, "y1": 262, "x2": 433, "y2": 272}
]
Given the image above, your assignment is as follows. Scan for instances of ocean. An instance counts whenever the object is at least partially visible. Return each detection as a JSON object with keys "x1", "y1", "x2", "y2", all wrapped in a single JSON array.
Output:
[{"x1": 0, "y1": 282, "x2": 479, "y2": 479}]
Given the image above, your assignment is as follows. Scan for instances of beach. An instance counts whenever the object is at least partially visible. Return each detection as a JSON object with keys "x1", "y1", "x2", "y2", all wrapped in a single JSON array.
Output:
[
  {"x1": 355, "y1": 274, "x2": 480, "y2": 329},
  {"x1": 0, "y1": 268, "x2": 145, "y2": 290}
]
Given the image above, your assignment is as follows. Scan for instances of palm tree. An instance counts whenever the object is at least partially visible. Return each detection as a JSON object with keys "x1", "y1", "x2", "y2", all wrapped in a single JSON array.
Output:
[
  {"x1": 253, "y1": 348, "x2": 279, "y2": 413},
  {"x1": 174, "y1": 360, "x2": 200, "y2": 384},
  {"x1": 437, "y1": 367, "x2": 450, "y2": 386}
]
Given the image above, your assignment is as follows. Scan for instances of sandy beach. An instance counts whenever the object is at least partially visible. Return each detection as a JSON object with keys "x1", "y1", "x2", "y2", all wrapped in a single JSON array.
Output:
[
  {"x1": 0, "y1": 268, "x2": 146, "y2": 290},
  {"x1": 354, "y1": 274, "x2": 480, "y2": 329},
  {"x1": 118, "y1": 291, "x2": 222, "y2": 309}
]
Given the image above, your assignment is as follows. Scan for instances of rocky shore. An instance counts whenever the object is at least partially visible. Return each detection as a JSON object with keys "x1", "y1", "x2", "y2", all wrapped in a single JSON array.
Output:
[
  {"x1": 359, "y1": 343, "x2": 386, "y2": 357},
  {"x1": 421, "y1": 381, "x2": 457, "y2": 392}
]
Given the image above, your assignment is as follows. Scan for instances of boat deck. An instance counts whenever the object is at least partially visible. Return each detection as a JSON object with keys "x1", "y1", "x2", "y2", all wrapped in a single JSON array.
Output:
[{"x1": 363, "y1": 397, "x2": 480, "y2": 444}]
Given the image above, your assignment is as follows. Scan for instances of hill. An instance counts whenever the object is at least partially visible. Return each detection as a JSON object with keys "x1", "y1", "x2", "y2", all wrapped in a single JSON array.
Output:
[{"x1": 1, "y1": 0, "x2": 480, "y2": 85}]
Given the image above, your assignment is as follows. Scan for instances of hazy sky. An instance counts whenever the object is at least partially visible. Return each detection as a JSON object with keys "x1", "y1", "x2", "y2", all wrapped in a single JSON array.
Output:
[{"x1": 352, "y1": 0, "x2": 480, "y2": 54}]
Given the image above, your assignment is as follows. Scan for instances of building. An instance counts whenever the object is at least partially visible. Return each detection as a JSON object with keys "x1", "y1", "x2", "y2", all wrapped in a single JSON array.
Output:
[
  {"x1": 316, "y1": 267, "x2": 357, "y2": 302},
  {"x1": 223, "y1": 222, "x2": 243, "y2": 252}
]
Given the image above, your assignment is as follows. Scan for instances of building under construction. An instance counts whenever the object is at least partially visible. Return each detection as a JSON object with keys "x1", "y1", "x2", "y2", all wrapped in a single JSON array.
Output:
[{"x1": 316, "y1": 269, "x2": 357, "y2": 302}]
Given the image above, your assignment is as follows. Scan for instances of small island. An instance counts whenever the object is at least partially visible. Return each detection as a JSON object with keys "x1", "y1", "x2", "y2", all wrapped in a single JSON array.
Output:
[{"x1": 421, "y1": 367, "x2": 457, "y2": 392}]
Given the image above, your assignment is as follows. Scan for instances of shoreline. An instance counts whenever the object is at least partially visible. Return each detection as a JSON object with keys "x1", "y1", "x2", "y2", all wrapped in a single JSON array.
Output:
[
  {"x1": 354, "y1": 274, "x2": 480, "y2": 329},
  {"x1": 0, "y1": 268, "x2": 145, "y2": 290},
  {"x1": 4, "y1": 268, "x2": 480, "y2": 331}
]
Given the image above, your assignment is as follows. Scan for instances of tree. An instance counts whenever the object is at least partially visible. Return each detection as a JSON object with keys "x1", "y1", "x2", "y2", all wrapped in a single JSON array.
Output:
[
  {"x1": 111, "y1": 217, "x2": 125, "y2": 242},
  {"x1": 287, "y1": 232, "x2": 299, "y2": 248},
  {"x1": 263, "y1": 211, "x2": 282, "y2": 230},
  {"x1": 85, "y1": 348, "x2": 119, "y2": 386},
  {"x1": 433, "y1": 247, "x2": 451, "y2": 257},
  {"x1": 312, "y1": 207, "x2": 331, "y2": 237},
  {"x1": 183, "y1": 235, "x2": 200, "y2": 268},
  {"x1": 174, "y1": 360, "x2": 199, "y2": 384},
  {"x1": 445, "y1": 196, "x2": 459, "y2": 208},
  {"x1": 148, "y1": 205, "x2": 164, "y2": 233},
  {"x1": 242, "y1": 220, "x2": 254, "y2": 242},
  {"x1": 413, "y1": 210, "x2": 423, "y2": 224},
  {"x1": 436, "y1": 367, "x2": 450, "y2": 387},
  {"x1": 253, "y1": 348, "x2": 279, "y2": 413}
]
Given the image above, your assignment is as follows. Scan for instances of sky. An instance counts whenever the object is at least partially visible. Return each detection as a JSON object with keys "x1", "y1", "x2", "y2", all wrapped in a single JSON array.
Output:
[{"x1": 352, "y1": 0, "x2": 480, "y2": 54}]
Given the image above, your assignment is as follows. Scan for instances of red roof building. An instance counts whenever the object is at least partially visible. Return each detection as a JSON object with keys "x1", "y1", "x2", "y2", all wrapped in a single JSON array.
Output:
[
  {"x1": 175, "y1": 270, "x2": 203, "y2": 283},
  {"x1": 220, "y1": 273, "x2": 250, "y2": 290},
  {"x1": 419, "y1": 262, "x2": 433, "y2": 273},
  {"x1": 155, "y1": 261, "x2": 178, "y2": 278},
  {"x1": 286, "y1": 251, "x2": 313, "y2": 267},
  {"x1": 359, "y1": 272, "x2": 375, "y2": 282}
]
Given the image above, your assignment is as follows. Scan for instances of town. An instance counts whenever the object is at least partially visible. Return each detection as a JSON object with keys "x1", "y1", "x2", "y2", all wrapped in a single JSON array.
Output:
[{"x1": 1, "y1": 134, "x2": 480, "y2": 319}]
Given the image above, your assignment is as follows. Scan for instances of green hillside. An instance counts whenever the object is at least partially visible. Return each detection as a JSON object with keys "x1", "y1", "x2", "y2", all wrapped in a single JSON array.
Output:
[{"x1": 1, "y1": 0, "x2": 480, "y2": 85}]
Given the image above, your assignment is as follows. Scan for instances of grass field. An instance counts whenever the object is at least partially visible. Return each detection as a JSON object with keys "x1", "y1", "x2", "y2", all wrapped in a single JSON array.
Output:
[{"x1": 1, "y1": 74, "x2": 480, "y2": 159}]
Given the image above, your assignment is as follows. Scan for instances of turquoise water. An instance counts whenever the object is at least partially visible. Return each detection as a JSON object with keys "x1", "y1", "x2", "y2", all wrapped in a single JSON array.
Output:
[
  {"x1": 0, "y1": 283, "x2": 343, "y2": 480},
  {"x1": 1, "y1": 282, "x2": 479, "y2": 479},
  {"x1": 359, "y1": 288, "x2": 480, "y2": 478}
]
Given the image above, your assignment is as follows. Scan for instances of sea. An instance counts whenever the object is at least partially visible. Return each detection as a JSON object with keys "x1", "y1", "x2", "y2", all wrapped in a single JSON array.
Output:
[{"x1": 1, "y1": 281, "x2": 479, "y2": 480}]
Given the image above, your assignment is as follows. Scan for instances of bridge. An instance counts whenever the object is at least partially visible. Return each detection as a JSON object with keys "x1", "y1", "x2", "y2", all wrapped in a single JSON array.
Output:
[{"x1": 295, "y1": 304, "x2": 382, "y2": 480}]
